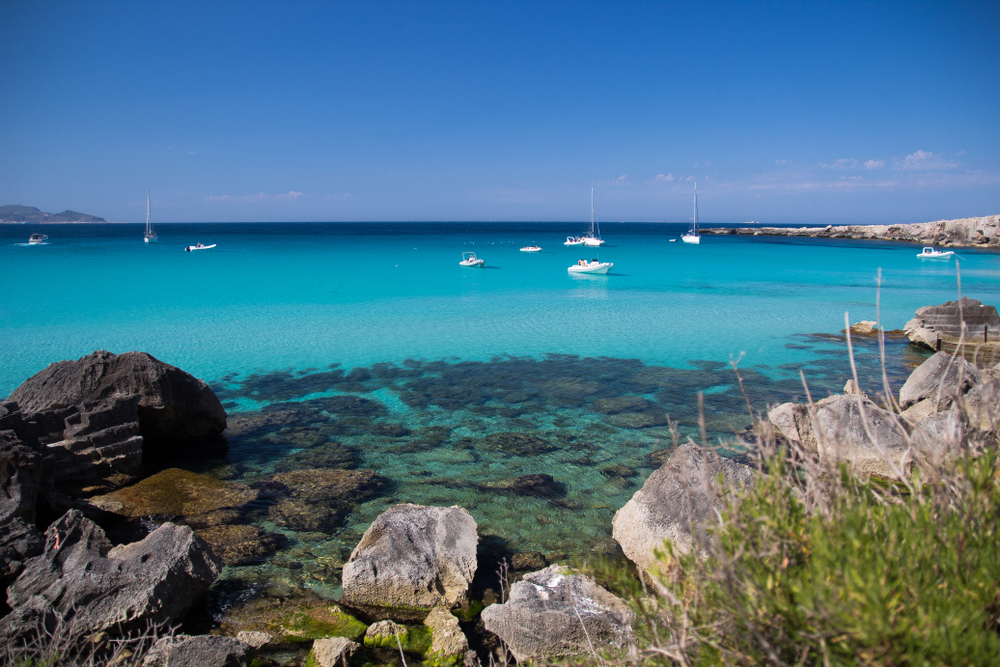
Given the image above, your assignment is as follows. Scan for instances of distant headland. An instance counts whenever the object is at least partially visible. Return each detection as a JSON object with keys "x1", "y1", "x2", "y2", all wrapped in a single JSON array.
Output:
[
  {"x1": 702, "y1": 214, "x2": 1000, "y2": 249},
  {"x1": 0, "y1": 204, "x2": 106, "y2": 223}
]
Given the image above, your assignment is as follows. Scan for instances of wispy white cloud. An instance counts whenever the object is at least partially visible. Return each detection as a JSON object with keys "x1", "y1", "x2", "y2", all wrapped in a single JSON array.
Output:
[
  {"x1": 864, "y1": 159, "x2": 884, "y2": 170},
  {"x1": 828, "y1": 158, "x2": 858, "y2": 169},
  {"x1": 205, "y1": 190, "x2": 304, "y2": 203},
  {"x1": 655, "y1": 173, "x2": 675, "y2": 182},
  {"x1": 775, "y1": 159, "x2": 788, "y2": 165},
  {"x1": 892, "y1": 150, "x2": 959, "y2": 171}
]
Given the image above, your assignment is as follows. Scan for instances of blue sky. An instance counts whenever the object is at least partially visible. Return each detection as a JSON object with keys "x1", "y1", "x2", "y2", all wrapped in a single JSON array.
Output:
[{"x1": 1, "y1": 0, "x2": 997, "y2": 224}]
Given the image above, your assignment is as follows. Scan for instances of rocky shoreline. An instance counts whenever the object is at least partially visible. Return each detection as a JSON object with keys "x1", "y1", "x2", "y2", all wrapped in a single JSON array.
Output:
[
  {"x1": 702, "y1": 214, "x2": 1000, "y2": 249},
  {"x1": 2, "y1": 299, "x2": 999, "y2": 665}
]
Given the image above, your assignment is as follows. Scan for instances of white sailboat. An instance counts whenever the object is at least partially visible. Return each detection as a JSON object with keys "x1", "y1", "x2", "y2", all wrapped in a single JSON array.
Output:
[
  {"x1": 143, "y1": 192, "x2": 158, "y2": 243},
  {"x1": 681, "y1": 183, "x2": 700, "y2": 244},
  {"x1": 583, "y1": 187, "x2": 605, "y2": 246}
]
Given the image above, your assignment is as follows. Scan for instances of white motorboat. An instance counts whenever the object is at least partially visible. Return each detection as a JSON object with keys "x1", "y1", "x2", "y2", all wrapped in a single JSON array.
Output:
[
  {"x1": 143, "y1": 191, "x2": 158, "y2": 243},
  {"x1": 185, "y1": 243, "x2": 216, "y2": 252},
  {"x1": 520, "y1": 245, "x2": 542, "y2": 252},
  {"x1": 681, "y1": 183, "x2": 700, "y2": 244},
  {"x1": 459, "y1": 251, "x2": 485, "y2": 267},
  {"x1": 564, "y1": 236, "x2": 584, "y2": 246},
  {"x1": 583, "y1": 187, "x2": 605, "y2": 246},
  {"x1": 28, "y1": 233, "x2": 48, "y2": 245},
  {"x1": 916, "y1": 247, "x2": 954, "y2": 259},
  {"x1": 568, "y1": 258, "x2": 613, "y2": 275}
]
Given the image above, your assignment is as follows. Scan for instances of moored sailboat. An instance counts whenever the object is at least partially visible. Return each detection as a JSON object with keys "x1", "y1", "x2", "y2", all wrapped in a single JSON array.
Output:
[
  {"x1": 143, "y1": 192, "x2": 158, "y2": 243},
  {"x1": 583, "y1": 187, "x2": 605, "y2": 246},
  {"x1": 681, "y1": 183, "x2": 700, "y2": 244}
]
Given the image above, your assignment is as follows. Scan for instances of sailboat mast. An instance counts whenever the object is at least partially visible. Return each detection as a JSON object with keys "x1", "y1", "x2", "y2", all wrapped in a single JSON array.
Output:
[
  {"x1": 146, "y1": 191, "x2": 151, "y2": 233},
  {"x1": 693, "y1": 183, "x2": 699, "y2": 232},
  {"x1": 590, "y1": 186, "x2": 595, "y2": 234}
]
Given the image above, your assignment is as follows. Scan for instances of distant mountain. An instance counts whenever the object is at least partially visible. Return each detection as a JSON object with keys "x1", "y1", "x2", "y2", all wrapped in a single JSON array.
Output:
[{"x1": 0, "y1": 204, "x2": 106, "y2": 223}]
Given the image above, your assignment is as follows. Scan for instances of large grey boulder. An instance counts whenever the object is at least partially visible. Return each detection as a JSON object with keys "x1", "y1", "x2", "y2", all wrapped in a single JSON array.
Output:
[
  {"x1": 898, "y1": 351, "x2": 980, "y2": 410},
  {"x1": 767, "y1": 395, "x2": 915, "y2": 477},
  {"x1": 341, "y1": 504, "x2": 478, "y2": 618},
  {"x1": 481, "y1": 565, "x2": 633, "y2": 662},
  {"x1": 611, "y1": 443, "x2": 755, "y2": 573},
  {"x1": 8, "y1": 350, "x2": 227, "y2": 459},
  {"x1": 2, "y1": 509, "x2": 220, "y2": 644},
  {"x1": 142, "y1": 634, "x2": 254, "y2": 667}
]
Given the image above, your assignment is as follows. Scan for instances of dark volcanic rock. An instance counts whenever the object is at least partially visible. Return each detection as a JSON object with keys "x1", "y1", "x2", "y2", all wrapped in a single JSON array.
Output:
[
  {"x1": 2, "y1": 509, "x2": 220, "y2": 644},
  {"x1": 0, "y1": 518, "x2": 44, "y2": 610},
  {"x1": 8, "y1": 350, "x2": 227, "y2": 459},
  {"x1": 0, "y1": 430, "x2": 44, "y2": 525}
]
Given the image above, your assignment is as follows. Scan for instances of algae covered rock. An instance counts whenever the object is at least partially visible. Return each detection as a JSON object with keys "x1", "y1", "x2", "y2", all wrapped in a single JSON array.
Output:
[
  {"x1": 342, "y1": 504, "x2": 478, "y2": 618},
  {"x1": 87, "y1": 467, "x2": 258, "y2": 519},
  {"x1": 425, "y1": 606, "x2": 469, "y2": 664},
  {"x1": 308, "y1": 637, "x2": 361, "y2": 667},
  {"x1": 216, "y1": 593, "x2": 368, "y2": 645}
]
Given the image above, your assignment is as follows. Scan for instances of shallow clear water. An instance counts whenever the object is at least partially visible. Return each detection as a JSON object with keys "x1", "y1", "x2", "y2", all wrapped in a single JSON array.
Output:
[{"x1": 2, "y1": 221, "x2": 998, "y2": 601}]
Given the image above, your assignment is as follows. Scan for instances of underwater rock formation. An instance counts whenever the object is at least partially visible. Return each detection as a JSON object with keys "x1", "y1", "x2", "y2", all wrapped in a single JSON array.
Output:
[{"x1": 341, "y1": 504, "x2": 478, "y2": 619}]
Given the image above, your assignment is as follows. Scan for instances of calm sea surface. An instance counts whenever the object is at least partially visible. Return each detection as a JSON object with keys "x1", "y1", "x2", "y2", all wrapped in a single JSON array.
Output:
[{"x1": 3, "y1": 221, "x2": 999, "y2": 600}]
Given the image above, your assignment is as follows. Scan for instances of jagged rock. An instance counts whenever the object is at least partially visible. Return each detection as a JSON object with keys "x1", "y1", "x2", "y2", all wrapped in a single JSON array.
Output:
[
  {"x1": 342, "y1": 504, "x2": 478, "y2": 618},
  {"x1": 903, "y1": 298, "x2": 1000, "y2": 350},
  {"x1": 0, "y1": 518, "x2": 44, "y2": 606},
  {"x1": 86, "y1": 467, "x2": 257, "y2": 519},
  {"x1": 309, "y1": 637, "x2": 361, "y2": 667},
  {"x1": 843, "y1": 379, "x2": 867, "y2": 397},
  {"x1": 425, "y1": 606, "x2": 468, "y2": 660},
  {"x1": 964, "y1": 369, "x2": 1000, "y2": 434},
  {"x1": 898, "y1": 351, "x2": 980, "y2": 409},
  {"x1": 481, "y1": 565, "x2": 633, "y2": 662},
  {"x1": 143, "y1": 634, "x2": 254, "y2": 667},
  {"x1": 612, "y1": 443, "x2": 755, "y2": 572},
  {"x1": 768, "y1": 395, "x2": 915, "y2": 477},
  {"x1": 0, "y1": 432, "x2": 43, "y2": 525},
  {"x1": 2, "y1": 509, "x2": 220, "y2": 644},
  {"x1": 8, "y1": 350, "x2": 227, "y2": 460},
  {"x1": 845, "y1": 321, "x2": 878, "y2": 335}
]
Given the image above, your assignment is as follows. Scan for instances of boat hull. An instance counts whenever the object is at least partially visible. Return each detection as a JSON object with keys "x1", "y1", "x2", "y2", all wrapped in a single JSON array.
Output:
[
  {"x1": 583, "y1": 237, "x2": 605, "y2": 247},
  {"x1": 185, "y1": 244, "x2": 216, "y2": 251},
  {"x1": 681, "y1": 234, "x2": 700, "y2": 244},
  {"x1": 568, "y1": 262, "x2": 612, "y2": 275}
]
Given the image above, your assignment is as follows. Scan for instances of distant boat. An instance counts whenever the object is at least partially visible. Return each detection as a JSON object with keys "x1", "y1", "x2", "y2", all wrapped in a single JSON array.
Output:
[
  {"x1": 568, "y1": 258, "x2": 613, "y2": 275},
  {"x1": 520, "y1": 245, "x2": 542, "y2": 252},
  {"x1": 459, "y1": 251, "x2": 485, "y2": 267},
  {"x1": 564, "y1": 236, "x2": 584, "y2": 246},
  {"x1": 583, "y1": 187, "x2": 605, "y2": 247},
  {"x1": 28, "y1": 233, "x2": 48, "y2": 245},
  {"x1": 916, "y1": 247, "x2": 954, "y2": 259},
  {"x1": 143, "y1": 192, "x2": 158, "y2": 243},
  {"x1": 681, "y1": 183, "x2": 700, "y2": 244},
  {"x1": 185, "y1": 243, "x2": 216, "y2": 252}
]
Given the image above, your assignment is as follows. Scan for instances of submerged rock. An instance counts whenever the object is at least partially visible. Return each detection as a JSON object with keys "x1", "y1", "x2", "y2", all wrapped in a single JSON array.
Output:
[
  {"x1": 612, "y1": 443, "x2": 756, "y2": 572},
  {"x1": 481, "y1": 565, "x2": 633, "y2": 662},
  {"x1": 478, "y1": 473, "x2": 566, "y2": 498},
  {"x1": 86, "y1": 467, "x2": 258, "y2": 519},
  {"x1": 342, "y1": 504, "x2": 478, "y2": 618},
  {"x1": 271, "y1": 468, "x2": 388, "y2": 502},
  {"x1": 480, "y1": 432, "x2": 557, "y2": 456}
]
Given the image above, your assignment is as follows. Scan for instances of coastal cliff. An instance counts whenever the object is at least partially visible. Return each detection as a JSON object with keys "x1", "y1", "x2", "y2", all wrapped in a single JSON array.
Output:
[{"x1": 702, "y1": 214, "x2": 1000, "y2": 248}]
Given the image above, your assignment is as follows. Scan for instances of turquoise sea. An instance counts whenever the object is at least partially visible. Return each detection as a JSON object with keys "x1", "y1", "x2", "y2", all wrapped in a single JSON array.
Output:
[{"x1": 3, "y1": 221, "x2": 999, "y2": 602}]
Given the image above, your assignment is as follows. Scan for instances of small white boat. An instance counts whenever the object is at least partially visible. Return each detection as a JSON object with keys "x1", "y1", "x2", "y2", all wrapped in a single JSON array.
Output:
[
  {"x1": 185, "y1": 243, "x2": 216, "y2": 252},
  {"x1": 568, "y1": 258, "x2": 613, "y2": 275},
  {"x1": 28, "y1": 233, "x2": 48, "y2": 245},
  {"x1": 143, "y1": 191, "x2": 158, "y2": 243},
  {"x1": 459, "y1": 251, "x2": 485, "y2": 267},
  {"x1": 916, "y1": 247, "x2": 954, "y2": 259},
  {"x1": 564, "y1": 236, "x2": 584, "y2": 246},
  {"x1": 520, "y1": 245, "x2": 542, "y2": 252},
  {"x1": 681, "y1": 183, "x2": 701, "y2": 244}
]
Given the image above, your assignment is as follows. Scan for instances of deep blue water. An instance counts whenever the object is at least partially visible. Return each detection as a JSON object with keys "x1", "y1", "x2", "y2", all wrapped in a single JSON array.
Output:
[{"x1": 2, "y1": 221, "x2": 998, "y2": 598}]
